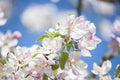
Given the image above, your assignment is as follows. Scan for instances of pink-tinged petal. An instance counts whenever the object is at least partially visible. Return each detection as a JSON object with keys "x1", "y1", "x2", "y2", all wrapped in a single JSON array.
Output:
[
  {"x1": 78, "y1": 36, "x2": 101, "y2": 50},
  {"x1": 87, "y1": 36, "x2": 101, "y2": 50},
  {"x1": 93, "y1": 36, "x2": 102, "y2": 44},
  {"x1": 44, "y1": 66, "x2": 53, "y2": 76},
  {"x1": 72, "y1": 68, "x2": 80, "y2": 75},
  {"x1": 81, "y1": 49, "x2": 92, "y2": 57},
  {"x1": 69, "y1": 51, "x2": 81, "y2": 61},
  {"x1": 70, "y1": 29, "x2": 86, "y2": 40},
  {"x1": 88, "y1": 23, "x2": 96, "y2": 35},
  {"x1": 32, "y1": 71, "x2": 41, "y2": 79},
  {"x1": 116, "y1": 37, "x2": 120, "y2": 45},
  {"x1": 85, "y1": 32, "x2": 93, "y2": 40}
]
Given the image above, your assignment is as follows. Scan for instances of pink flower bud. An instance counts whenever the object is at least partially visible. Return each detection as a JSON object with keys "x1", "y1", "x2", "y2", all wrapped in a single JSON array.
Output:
[
  {"x1": 32, "y1": 71, "x2": 41, "y2": 79},
  {"x1": 13, "y1": 31, "x2": 22, "y2": 39}
]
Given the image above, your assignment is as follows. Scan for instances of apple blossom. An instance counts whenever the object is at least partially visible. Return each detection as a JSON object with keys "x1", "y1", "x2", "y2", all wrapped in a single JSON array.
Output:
[
  {"x1": 42, "y1": 36, "x2": 63, "y2": 54},
  {"x1": 0, "y1": 31, "x2": 21, "y2": 58},
  {"x1": 92, "y1": 60, "x2": 112, "y2": 76},
  {"x1": 57, "y1": 15, "x2": 101, "y2": 57}
]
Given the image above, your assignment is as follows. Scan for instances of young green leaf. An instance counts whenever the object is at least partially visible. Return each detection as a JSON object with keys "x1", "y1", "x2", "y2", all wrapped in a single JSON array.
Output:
[
  {"x1": 43, "y1": 74, "x2": 48, "y2": 80},
  {"x1": 52, "y1": 63, "x2": 59, "y2": 70},
  {"x1": 115, "y1": 64, "x2": 120, "y2": 78},
  {"x1": 47, "y1": 31, "x2": 61, "y2": 39},
  {"x1": 0, "y1": 58, "x2": 6, "y2": 65},
  {"x1": 37, "y1": 34, "x2": 48, "y2": 42},
  {"x1": 32, "y1": 53, "x2": 39, "y2": 58},
  {"x1": 65, "y1": 40, "x2": 73, "y2": 52},
  {"x1": 59, "y1": 52, "x2": 69, "y2": 70},
  {"x1": 21, "y1": 64, "x2": 29, "y2": 68}
]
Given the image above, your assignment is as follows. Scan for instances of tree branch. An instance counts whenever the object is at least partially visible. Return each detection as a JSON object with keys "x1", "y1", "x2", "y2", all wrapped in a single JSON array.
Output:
[{"x1": 76, "y1": 0, "x2": 82, "y2": 16}]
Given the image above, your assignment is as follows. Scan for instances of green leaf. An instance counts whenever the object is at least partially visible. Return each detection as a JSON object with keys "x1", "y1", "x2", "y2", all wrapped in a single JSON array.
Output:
[
  {"x1": 65, "y1": 40, "x2": 73, "y2": 51},
  {"x1": 65, "y1": 45, "x2": 71, "y2": 52},
  {"x1": 65, "y1": 40, "x2": 73, "y2": 52},
  {"x1": 21, "y1": 64, "x2": 29, "y2": 68},
  {"x1": 52, "y1": 63, "x2": 59, "y2": 70},
  {"x1": 47, "y1": 31, "x2": 61, "y2": 39},
  {"x1": 43, "y1": 74, "x2": 48, "y2": 80},
  {"x1": 72, "y1": 44, "x2": 78, "y2": 51},
  {"x1": 53, "y1": 32, "x2": 60, "y2": 37},
  {"x1": 59, "y1": 52, "x2": 69, "y2": 70},
  {"x1": 115, "y1": 64, "x2": 120, "y2": 78},
  {"x1": 32, "y1": 53, "x2": 39, "y2": 58},
  {"x1": 37, "y1": 34, "x2": 48, "y2": 42},
  {"x1": 0, "y1": 58, "x2": 6, "y2": 65}
]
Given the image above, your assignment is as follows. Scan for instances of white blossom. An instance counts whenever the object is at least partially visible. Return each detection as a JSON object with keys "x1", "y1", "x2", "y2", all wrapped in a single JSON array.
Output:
[
  {"x1": 42, "y1": 36, "x2": 63, "y2": 54},
  {"x1": 0, "y1": 31, "x2": 21, "y2": 58},
  {"x1": 92, "y1": 60, "x2": 112, "y2": 76}
]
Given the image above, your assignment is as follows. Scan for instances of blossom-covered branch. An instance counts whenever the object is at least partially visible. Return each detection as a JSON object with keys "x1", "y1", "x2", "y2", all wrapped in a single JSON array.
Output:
[{"x1": 0, "y1": 15, "x2": 120, "y2": 80}]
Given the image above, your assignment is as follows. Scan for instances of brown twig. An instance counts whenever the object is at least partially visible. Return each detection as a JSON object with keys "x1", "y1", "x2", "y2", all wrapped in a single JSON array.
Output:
[{"x1": 76, "y1": 0, "x2": 82, "y2": 16}]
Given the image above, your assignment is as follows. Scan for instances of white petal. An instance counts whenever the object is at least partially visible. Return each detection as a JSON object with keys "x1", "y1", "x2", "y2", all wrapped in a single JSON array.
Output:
[
  {"x1": 44, "y1": 66, "x2": 53, "y2": 76},
  {"x1": 39, "y1": 47, "x2": 50, "y2": 54},
  {"x1": 8, "y1": 39, "x2": 18, "y2": 47},
  {"x1": 42, "y1": 38, "x2": 51, "y2": 49},
  {"x1": 92, "y1": 63, "x2": 101, "y2": 75},
  {"x1": 74, "y1": 60, "x2": 88, "y2": 70},
  {"x1": 69, "y1": 51, "x2": 81, "y2": 61},
  {"x1": 0, "y1": 40, "x2": 3, "y2": 47},
  {"x1": 1, "y1": 46, "x2": 9, "y2": 58},
  {"x1": 48, "y1": 28, "x2": 55, "y2": 33},
  {"x1": 0, "y1": 18, "x2": 7, "y2": 26},
  {"x1": 47, "y1": 53, "x2": 57, "y2": 59},
  {"x1": 81, "y1": 49, "x2": 92, "y2": 57},
  {"x1": 102, "y1": 60, "x2": 112, "y2": 74}
]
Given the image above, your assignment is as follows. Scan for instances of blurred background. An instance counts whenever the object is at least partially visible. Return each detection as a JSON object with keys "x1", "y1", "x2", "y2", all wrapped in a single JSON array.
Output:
[{"x1": 0, "y1": 0, "x2": 120, "y2": 79}]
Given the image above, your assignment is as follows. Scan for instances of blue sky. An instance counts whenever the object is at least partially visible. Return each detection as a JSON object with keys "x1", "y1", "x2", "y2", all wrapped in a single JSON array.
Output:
[{"x1": 0, "y1": 0, "x2": 120, "y2": 79}]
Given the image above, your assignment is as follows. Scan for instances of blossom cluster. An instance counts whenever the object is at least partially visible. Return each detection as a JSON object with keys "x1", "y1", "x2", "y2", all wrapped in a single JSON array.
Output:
[{"x1": 0, "y1": 15, "x2": 119, "y2": 80}]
